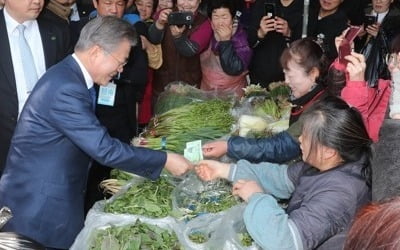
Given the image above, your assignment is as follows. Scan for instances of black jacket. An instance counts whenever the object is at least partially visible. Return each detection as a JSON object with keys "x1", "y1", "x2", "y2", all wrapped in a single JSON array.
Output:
[{"x1": 247, "y1": 0, "x2": 304, "y2": 88}]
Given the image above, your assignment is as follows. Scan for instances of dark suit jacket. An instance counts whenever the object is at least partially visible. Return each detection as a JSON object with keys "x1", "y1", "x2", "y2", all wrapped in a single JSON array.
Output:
[
  {"x1": 0, "y1": 56, "x2": 167, "y2": 249},
  {"x1": 0, "y1": 9, "x2": 71, "y2": 173}
]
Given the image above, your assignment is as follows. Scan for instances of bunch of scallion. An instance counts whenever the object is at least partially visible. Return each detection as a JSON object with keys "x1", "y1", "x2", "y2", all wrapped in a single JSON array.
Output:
[
  {"x1": 145, "y1": 99, "x2": 234, "y2": 138},
  {"x1": 89, "y1": 220, "x2": 182, "y2": 250},
  {"x1": 142, "y1": 127, "x2": 227, "y2": 154},
  {"x1": 104, "y1": 178, "x2": 174, "y2": 218}
]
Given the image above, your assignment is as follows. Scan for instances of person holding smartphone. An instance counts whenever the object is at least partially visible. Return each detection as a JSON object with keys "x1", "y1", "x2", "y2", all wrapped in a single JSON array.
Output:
[
  {"x1": 247, "y1": 0, "x2": 303, "y2": 88},
  {"x1": 147, "y1": 0, "x2": 212, "y2": 101},
  {"x1": 355, "y1": 0, "x2": 400, "y2": 86},
  {"x1": 357, "y1": 0, "x2": 398, "y2": 44},
  {"x1": 328, "y1": 29, "x2": 391, "y2": 143}
]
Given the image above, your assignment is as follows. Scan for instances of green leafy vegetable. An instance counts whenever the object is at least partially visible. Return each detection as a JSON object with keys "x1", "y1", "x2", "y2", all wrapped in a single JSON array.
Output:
[
  {"x1": 89, "y1": 220, "x2": 182, "y2": 250},
  {"x1": 104, "y1": 178, "x2": 174, "y2": 218}
]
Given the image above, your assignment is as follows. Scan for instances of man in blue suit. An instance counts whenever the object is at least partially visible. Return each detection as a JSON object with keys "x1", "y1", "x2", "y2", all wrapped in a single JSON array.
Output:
[{"x1": 0, "y1": 16, "x2": 192, "y2": 249}]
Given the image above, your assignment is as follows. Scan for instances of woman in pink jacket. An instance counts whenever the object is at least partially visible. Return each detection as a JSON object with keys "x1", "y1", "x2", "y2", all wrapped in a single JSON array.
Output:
[{"x1": 329, "y1": 31, "x2": 392, "y2": 142}]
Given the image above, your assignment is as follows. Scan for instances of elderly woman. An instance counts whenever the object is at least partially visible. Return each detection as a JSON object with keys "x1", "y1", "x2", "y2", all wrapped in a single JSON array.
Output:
[{"x1": 200, "y1": 0, "x2": 252, "y2": 97}]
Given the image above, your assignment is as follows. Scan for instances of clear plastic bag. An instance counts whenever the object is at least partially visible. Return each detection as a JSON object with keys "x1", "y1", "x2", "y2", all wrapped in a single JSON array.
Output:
[
  {"x1": 154, "y1": 82, "x2": 237, "y2": 115},
  {"x1": 71, "y1": 201, "x2": 182, "y2": 250},
  {"x1": 172, "y1": 172, "x2": 240, "y2": 220}
]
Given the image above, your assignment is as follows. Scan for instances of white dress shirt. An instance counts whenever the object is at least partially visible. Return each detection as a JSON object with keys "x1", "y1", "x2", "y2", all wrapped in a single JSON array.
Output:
[
  {"x1": 4, "y1": 7, "x2": 46, "y2": 115},
  {"x1": 70, "y1": 3, "x2": 80, "y2": 21},
  {"x1": 72, "y1": 53, "x2": 94, "y2": 89},
  {"x1": 371, "y1": 9, "x2": 389, "y2": 24}
]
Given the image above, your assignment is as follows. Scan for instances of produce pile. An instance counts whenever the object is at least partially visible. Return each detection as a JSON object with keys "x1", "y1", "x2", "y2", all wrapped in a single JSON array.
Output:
[
  {"x1": 75, "y1": 83, "x2": 294, "y2": 249},
  {"x1": 173, "y1": 176, "x2": 240, "y2": 219},
  {"x1": 89, "y1": 220, "x2": 181, "y2": 250},
  {"x1": 104, "y1": 177, "x2": 174, "y2": 218},
  {"x1": 154, "y1": 82, "x2": 234, "y2": 115},
  {"x1": 100, "y1": 169, "x2": 139, "y2": 195},
  {"x1": 136, "y1": 99, "x2": 235, "y2": 154},
  {"x1": 234, "y1": 83, "x2": 291, "y2": 138}
]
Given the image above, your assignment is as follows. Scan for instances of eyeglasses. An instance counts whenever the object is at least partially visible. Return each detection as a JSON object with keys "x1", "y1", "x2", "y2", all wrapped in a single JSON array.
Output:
[
  {"x1": 386, "y1": 53, "x2": 398, "y2": 66},
  {"x1": 104, "y1": 49, "x2": 128, "y2": 69}
]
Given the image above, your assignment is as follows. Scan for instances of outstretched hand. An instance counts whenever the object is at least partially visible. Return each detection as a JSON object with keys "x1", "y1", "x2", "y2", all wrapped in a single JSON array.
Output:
[
  {"x1": 195, "y1": 160, "x2": 230, "y2": 181},
  {"x1": 202, "y1": 140, "x2": 228, "y2": 158},
  {"x1": 164, "y1": 153, "x2": 193, "y2": 176}
]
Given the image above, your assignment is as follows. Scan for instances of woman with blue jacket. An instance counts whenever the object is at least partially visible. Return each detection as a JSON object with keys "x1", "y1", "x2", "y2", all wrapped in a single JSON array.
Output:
[
  {"x1": 196, "y1": 96, "x2": 372, "y2": 250},
  {"x1": 203, "y1": 38, "x2": 329, "y2": 163}
]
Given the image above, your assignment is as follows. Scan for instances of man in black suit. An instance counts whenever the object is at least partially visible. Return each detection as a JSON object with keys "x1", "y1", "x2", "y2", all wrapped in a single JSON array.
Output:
[{"x1": 0, "y1": 0, "x2": 70, "y2": 174}]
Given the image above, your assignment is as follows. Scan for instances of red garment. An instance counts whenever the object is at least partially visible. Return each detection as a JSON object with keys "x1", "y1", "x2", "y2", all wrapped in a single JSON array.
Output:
[
  {"x1": 200, "y1": 45, "x2": 247, "y2": 97},
  {"x1": 332, "y1": 60, "x2": 392, "y2": 142},
  {"x1": 138, "y1": 69, "x2": 153, "y2": 124}
]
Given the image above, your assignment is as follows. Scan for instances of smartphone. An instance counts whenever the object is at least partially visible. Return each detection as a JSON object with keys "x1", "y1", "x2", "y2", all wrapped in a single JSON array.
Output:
[
  {"x1": 364, "y1": 14, "x2": 377, "y2": 26},
  {"x1": 168, "y1": 11, "x2": 194, "y2": 26},
  {"x1": 338, "y1": 26, "x2": 362, "y2": 65},
  {"x1": 264, "y1": 3, "x2": 276, "y2": 18}
]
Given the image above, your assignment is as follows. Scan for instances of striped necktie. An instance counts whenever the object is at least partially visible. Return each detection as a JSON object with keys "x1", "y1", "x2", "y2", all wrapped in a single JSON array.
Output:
[{"x1": 17, "y1": 24, "x2": 38, "y2": 93}]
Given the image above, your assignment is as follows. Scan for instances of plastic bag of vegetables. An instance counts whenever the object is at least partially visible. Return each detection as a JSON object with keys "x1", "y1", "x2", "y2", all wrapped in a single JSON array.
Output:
[
  {"x1": 154, "y1": 82, "x2": 238, "y2": 115},
  {"x1": 104, "y1": 177, "x2": 175, "y2": 218},
  {"x1": 207, "y1": 204, "x2": 261, "y2": 250},
  {"x1": 231, "y1": 83, "x2": 291, "y2": 138},
  {"x1": 70, "y1": 202, "x2": 183, "y2": 250},
  {"x1": 171, "y1": 172, "x2": 240, "y2": 220},
  {"x1": 180, "y1": 212, "x2": 224, "y2": 250}
]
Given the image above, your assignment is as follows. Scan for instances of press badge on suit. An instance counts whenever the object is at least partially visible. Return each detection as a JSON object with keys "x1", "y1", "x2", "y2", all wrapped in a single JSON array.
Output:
[{"x1": 98, "y1": 82, "x2": 116, "y2": 106}]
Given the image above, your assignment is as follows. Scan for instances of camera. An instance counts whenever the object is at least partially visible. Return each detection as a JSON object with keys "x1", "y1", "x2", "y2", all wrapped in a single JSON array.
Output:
[
  {"x1": 364, "y1": 14, "x2": 377, "y2": 26},
  {"x1": 168, "y1": 11, "x2": 194, "y2": 26},
  {"x1": 264, "y1": 3, "x2": 276, "y2": 17}
]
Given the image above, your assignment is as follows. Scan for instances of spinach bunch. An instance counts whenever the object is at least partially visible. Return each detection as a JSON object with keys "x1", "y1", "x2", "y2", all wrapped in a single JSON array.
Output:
[
  {"x1": 90, "y1": 220, "x2": 182, "y2": 250},
  {"x1": 104, "y1": 178, "x2": 174, "y2": 218}
]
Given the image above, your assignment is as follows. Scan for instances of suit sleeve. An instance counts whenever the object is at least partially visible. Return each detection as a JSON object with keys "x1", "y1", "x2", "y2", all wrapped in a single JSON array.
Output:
[{"x1": 49, "y1": 83, "x2": 166, "y2": 180}]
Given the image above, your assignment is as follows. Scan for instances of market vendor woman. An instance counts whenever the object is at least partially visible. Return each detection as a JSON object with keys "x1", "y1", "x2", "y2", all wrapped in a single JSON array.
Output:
[
  {"x1": 203, "y1": 38, "x2": 329, "y2": 163},
  {"x1": 196, "y1": 96, "x2": 372, "y2": 249}
]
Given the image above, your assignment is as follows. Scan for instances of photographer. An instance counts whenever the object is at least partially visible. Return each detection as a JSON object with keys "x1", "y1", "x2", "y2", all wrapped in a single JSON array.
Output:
[
  {"x1": 247, "y1": 0, "x2": 303, "y2": 88},
  {"x1": 355, "y1": 0, "x2": 400, "y2": 87},
  {"x1": 147, "y1": 0, "x2": 212, "y2": 100}
]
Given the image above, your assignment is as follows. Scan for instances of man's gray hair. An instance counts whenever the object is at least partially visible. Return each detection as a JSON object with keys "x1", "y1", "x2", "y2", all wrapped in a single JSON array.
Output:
[{"x1": 75, "y1": 16, "x2": 137, "y2": 53}]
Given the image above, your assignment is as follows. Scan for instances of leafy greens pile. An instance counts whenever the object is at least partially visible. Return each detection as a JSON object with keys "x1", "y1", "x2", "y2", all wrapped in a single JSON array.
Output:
[
  {"x1": 104, "y1": 178, "x2": 174, "y2": 218},
  {"x1": 89, "y1": 220, "x2": 182, "y2": 250}
]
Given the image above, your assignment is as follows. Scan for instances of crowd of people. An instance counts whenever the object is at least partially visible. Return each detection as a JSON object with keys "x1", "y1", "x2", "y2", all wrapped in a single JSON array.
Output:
[{"x1": 0, "y1": 0, "x2": 400, "y2": 249}]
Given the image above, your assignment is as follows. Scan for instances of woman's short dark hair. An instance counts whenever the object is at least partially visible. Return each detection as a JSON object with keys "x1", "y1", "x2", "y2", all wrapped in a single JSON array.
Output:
[
  {"x1": 344, "y1": 197, "x2": 400, "y2": 250},
  {"x1": 207, "y1": 0, "x2": 236, "y2": 18},
  {"x1": 391, "y1": 33, "x2": 400, "y2": 53},
  {"x1": 280, "y1": 38, "x2": 330, "y2": 86},
  {"x1": 301, "y1": 96, "x2": 373, "y2": 185}
]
